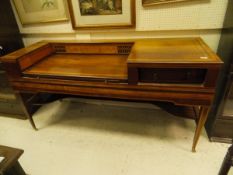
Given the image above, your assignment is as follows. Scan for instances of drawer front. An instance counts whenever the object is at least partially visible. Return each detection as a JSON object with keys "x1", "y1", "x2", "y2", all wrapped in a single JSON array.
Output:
[{"x1": 139, "y1": 68, "x2": 207, "y2": 84}]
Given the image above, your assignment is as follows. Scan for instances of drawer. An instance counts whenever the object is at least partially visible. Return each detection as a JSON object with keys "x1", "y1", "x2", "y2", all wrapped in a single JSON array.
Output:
[{"x1": 138, "y1": 68, "x2": 207, "y2": 84}]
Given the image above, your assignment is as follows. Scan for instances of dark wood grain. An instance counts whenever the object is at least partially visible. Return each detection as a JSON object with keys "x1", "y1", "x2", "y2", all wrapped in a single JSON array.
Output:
[{"x1": 138, "y1": 68, "x2": 206, "y2": 84}]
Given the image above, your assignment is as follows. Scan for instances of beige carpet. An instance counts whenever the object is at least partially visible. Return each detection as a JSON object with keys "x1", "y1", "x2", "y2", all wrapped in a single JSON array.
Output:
[{"x1": 0, "y1": 98, "x2": 231, "y2": 175}]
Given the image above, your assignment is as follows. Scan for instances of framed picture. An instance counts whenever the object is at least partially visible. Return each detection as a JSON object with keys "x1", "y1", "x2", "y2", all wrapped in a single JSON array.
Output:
[
  {"x1": 68, "y1": 0, "x2": 135, "y2": 29},
  {"x1": 142, "y1": 0, "x2": 194, "y2": 6},
  {"x1": 12, "y1": 0, "x2": 69, "y2": 25}
]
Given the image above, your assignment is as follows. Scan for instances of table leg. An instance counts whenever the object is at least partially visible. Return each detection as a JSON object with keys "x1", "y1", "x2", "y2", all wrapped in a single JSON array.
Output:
[
  {"x1": 192, "y1": 106, "x2": 210, "y2": 152},
  {"x1": 15, "y1": 92, "x2": 38, "y2": 131}
]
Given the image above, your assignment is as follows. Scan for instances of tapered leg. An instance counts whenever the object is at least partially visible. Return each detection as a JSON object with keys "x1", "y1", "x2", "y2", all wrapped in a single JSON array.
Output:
[
  {"x1": 192, "y1": 106, "x2": 210, "y2": 152},
  {"x1": 15, "y1": 92, "x2": 38, "y2": 130}
]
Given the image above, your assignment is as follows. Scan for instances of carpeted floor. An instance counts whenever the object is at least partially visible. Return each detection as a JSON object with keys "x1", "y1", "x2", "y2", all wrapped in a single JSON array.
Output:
[{"x1": 0, "y1": 98, "x2": 231, "y2": 175}]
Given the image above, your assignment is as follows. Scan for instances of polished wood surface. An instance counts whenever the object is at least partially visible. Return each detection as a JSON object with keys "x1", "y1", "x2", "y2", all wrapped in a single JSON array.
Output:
[
  {"x1": 127, "y1": 38, "x2": 221, "y2": 64},
  {"x1": 126, "y1": 38, "x2": 221, "y2": 86},
  {"x1": 52, "y1": 43, "x2": 133, "y2": 54},
  {"x1": 24, "y1": 53, "x2": 128, "y2": 80},
  {"x1": 0, "y1": 38, "x2": 223, "y2": 152},
  {"x1": 19, "y1": 44, "x2": 53, "y2": 70},
  {"x1": 2, "y1": 41, "x2": 48, "y2": 61}
]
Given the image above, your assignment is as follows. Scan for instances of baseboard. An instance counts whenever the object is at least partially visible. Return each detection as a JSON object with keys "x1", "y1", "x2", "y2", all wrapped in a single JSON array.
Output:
[
  {"x1": 210, "y1": 137, "x2": 233, "y2": 144},
  {"x1": 0, "y1": 112, "x2": 27, "y2": 120}
]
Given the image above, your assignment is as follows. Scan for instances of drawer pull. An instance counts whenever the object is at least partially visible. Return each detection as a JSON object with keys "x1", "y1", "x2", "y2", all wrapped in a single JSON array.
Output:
[
  {"x1": 186, "y1": 71, "x2": 192, "y2": 79},
  {"x1": 153, "y1": 73, "x2": 158, "y2": 81}
]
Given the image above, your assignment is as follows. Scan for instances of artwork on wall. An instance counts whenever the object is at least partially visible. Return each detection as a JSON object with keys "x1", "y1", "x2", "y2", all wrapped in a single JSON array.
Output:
[
  {"x1": 13, "y1": 0, "x2": 69, "y2": 25},
  {"x1": 142, "y1": 0, "x2": 195, "y2": 6},
  {"x1": 68, "y1": 0, "x2": 135, "y2": 29}
]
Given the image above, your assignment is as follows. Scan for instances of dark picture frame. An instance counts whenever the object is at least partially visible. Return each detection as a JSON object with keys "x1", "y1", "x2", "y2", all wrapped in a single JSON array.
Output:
[{"x1": 68, "y1": 0, "x2": 135, "y2": 29}]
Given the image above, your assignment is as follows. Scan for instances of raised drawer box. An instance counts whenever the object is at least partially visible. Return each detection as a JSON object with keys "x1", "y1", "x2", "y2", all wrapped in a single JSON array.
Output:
[{"x1": 127, "y1": 38, "x2": 221, "y2": 87}]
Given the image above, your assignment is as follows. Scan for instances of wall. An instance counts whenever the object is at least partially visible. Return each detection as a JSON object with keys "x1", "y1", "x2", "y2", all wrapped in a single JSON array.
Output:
[{"x1": 10, "y1": 0, "x2": 228, "y2": 52}]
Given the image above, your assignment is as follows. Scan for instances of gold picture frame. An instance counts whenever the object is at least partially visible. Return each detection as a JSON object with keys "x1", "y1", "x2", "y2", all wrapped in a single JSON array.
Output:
[
  {"x1": 142, "y1": 0, "x2": 195, "y2": 6},
  {"x1": 13, "y1": 0, "x2": 69, "y2": 25},
  {"x1": 68, "y1": 0, "x2": 135, "y2": 29}
]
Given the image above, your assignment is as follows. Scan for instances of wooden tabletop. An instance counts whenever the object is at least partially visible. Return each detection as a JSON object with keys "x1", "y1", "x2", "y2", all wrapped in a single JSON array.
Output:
[
  {"x1": 1, "y1": 37, "x2": 222, "y2": 65},
  {"x1": 128, "y1": 38, "x2": 222, "y2": 64},
  {"x1": 23, "y1": 53, "x2": 128, "y2": 80}
]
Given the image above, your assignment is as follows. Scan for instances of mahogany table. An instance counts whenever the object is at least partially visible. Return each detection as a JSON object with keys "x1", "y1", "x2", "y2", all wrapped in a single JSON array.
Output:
[{"x1": 0, "y1": 38, "x2": 223, "y2": 152}]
